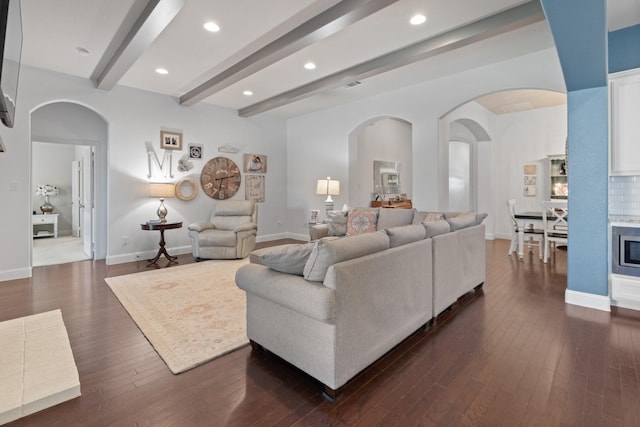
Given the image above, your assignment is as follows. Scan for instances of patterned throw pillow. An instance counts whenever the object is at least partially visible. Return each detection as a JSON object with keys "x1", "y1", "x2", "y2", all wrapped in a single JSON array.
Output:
[{"x1": 346, "y1": 209, "x2": 377, "y2": 236}]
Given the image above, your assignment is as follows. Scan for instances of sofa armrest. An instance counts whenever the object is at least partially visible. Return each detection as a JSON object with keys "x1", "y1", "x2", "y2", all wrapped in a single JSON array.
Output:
[
  {"x1": 310, "y1": 223, "x2": 329, "y2": 240},
  {"x1": 187, "y1": 222, "x2": 215, "y2": 232},
  {"x1": 236, "y1": 264, "x2": 335, "y2": 323},
  {"x1": 234, "y1": 222, "x2": 257, "y2": 233}
]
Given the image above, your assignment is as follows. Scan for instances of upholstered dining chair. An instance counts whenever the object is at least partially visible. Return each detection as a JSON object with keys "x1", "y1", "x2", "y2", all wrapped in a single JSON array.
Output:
[
  {"x1": 542, "y1": 200, "x2": 568, "y2": 263},
  {"x1": 507, "y1": 199, "x2": 543, "y2": 259},
  {"x1": 187, "y1": 200, "x2": 257, "y2": 260}
]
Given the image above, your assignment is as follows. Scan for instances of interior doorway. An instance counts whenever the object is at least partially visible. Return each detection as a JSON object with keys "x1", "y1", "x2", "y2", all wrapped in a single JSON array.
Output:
[{"x1": 30, "y1": 101, "x2": 108, "y2": 266}]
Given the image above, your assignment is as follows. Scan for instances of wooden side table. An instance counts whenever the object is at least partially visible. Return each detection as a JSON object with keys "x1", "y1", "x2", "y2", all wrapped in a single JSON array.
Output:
[{"x1": 141, "y1": 221, "x2": 182, "y2": 266}]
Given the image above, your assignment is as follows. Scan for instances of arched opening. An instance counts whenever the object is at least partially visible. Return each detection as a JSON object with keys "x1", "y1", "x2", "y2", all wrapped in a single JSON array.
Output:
[
  {"x1": 30, "y1": 101, "x2": 108, "y2": 266},
  {"x1": 348, "y1": 117, "x2": 412, "y2": 208}
]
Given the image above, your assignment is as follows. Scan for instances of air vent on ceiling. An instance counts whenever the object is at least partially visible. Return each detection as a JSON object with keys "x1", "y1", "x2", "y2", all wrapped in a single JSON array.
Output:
[{"x1": 344, "y1": 81, "x2": 362, "y2": 88}]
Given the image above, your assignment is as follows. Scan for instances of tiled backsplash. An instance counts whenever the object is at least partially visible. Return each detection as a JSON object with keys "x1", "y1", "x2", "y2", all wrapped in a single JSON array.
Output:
[{"x1": 610, "y1": 176, "x2": 640, "y2": 215}]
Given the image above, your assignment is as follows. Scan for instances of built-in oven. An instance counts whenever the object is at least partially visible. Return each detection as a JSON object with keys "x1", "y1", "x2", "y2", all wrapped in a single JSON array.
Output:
[{"x1": 612, "y1": 225, "x2": 640, "y2": 277}]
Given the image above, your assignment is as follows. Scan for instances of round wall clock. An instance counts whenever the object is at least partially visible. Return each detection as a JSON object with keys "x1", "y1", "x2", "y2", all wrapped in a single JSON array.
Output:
[{"x1": 200, "y1": 156, "x2": 241, "y2": 200}]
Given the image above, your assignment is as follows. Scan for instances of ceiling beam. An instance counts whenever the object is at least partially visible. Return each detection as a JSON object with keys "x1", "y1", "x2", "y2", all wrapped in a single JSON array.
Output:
[
  {"x1": 239, "y1": 0, "x2": 546, "y2": 117},
  {"x1": 91, "y1": 0, "x2": 186, "y2": 91},
  {"x1": 179, "y1": 0, "x2": 400, "y2": 107}
]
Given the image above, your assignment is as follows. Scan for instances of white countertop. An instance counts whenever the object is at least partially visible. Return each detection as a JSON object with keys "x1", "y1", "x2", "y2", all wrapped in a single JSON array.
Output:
[{"x1": 610, "y1": 215, "x2": 640, "y2": 224}]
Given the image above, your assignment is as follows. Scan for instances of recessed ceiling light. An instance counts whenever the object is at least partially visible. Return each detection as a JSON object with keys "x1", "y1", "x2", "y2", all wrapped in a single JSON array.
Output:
[
  {"x1": 410, "y1": 14, "x2": 426, "y2": 25},
  {"x1": 243, "y1": 90, "x2": 253, "y2": 96},
  {"x1": 76, "y1": 46, "x2": 90, "y2": 56},
  {"x1": 155, "y1": 68, "x2": 169, "y2": 75},
  {"x1": 304, "y1": 62, "x2": 316, "y2": 70},
  {"x1": 204, "y1": 22, "x2": 220, "y2": 32}
]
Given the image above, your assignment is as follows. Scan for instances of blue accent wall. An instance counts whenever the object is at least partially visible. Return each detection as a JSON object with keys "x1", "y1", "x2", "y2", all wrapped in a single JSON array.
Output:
[
  {"x1": 609, "y1": 24, "x2": 640, "y2": 73},
  {"x1": 567, "y1": 87, "x2": 609, "y2": 296},
  {"x1": 541, "y1": 0, "x2": 609, "y2": 300},
  {"x1": 541, "y1": 0, "x2": 607, "y2": 91}
]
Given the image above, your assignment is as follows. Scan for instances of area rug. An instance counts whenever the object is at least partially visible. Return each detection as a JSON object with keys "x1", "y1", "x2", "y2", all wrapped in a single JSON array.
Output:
[
  {"x1": 0, "y1": 309, "x2": 81, "y2": 426},
  {"x1": 105, "y1": 259, "x2": 250, "y2": 374}
]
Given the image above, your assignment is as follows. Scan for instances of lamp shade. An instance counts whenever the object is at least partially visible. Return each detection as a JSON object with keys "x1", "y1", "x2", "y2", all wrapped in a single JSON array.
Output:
[
  {"x1": 316, "y1": 177, "x2": 340, "y2": 196},
  {"x1": 149, "y1": 182, "x2": 175, "y2": 198}
]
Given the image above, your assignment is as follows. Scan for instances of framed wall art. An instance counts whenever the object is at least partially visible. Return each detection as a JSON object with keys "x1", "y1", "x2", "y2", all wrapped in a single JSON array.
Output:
[
  {"x1": 160, "y1": 130, "x2": 183, "y2": 150},
  {"x1": 189, "y1": 143, "x2": 203, "y2": 159},
  {"x1": 245, "y1": 174, "x2": 265, "y2": 202},
  {"x1": 243, "y1": 154, "x2": 267, "y2": 173}
]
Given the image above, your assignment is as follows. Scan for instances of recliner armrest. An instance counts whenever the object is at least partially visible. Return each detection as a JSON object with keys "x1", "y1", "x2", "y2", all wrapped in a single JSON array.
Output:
[
  {"x1": 234, "y1": 222, "x2": 257, "y2": 232},
  {"x1": 187, "y1": 222, "x2": 215, "y2": 232}
]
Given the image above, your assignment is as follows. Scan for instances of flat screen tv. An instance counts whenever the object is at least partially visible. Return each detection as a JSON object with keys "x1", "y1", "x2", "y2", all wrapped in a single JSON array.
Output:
[{"x1": 0, "y1": 0, "x2": 21, "y2": 128}]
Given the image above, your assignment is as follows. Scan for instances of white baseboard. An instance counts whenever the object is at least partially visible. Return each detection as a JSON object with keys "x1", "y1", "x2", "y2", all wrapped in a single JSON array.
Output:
[
  {"x1": 256, "y1": 232, "x2": 300, "y2": 242},
  {"x1": 0, "y1": 267, "x2": 32, "y2": 282},
  {"x1": 106, "y1": 245, "x2": 192, "y2": 265},
  {"x1": 565, "y1": 289, "x2": 611, "y2": 312}
]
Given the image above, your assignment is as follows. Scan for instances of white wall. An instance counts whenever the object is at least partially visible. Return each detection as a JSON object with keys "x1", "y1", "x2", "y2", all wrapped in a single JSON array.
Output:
[
  {"x1": 0, "y1": 65, "x2": 287, "y2": 280},
  {"x1": 286, "y1": 48, "x2": 566, "y2": 240}
]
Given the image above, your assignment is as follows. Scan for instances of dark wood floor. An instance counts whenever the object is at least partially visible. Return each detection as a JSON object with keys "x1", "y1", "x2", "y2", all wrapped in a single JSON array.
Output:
[{"x1": 2, "y1": 239, "x2": 640, "y2": 426}]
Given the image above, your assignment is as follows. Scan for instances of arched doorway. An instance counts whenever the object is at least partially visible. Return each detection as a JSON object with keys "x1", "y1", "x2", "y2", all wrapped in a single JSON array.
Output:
[{"x1": 31, "y1": 101, "x2": 108, "y2": 266}]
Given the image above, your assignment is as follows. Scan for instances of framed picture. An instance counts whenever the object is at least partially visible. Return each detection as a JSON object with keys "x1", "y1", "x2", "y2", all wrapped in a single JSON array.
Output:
[
  {"x1": 523, "y1": 164, "x2": 537, "y2": 175},
  {"x1": 309, "y1": 209, "x2": 320, "y2": 224},
  {"x1": 160, "y1": 130, "x2": 183, "y2": 150},
  {"x1": 188, "y1": 143, "x2": 203, "y2": 159},
  {"x1": 243, "y1": 153, "x2": 267, "y2": 173},
  {"x1": 524, "y1": 175, "x2": 536, "y2": 186},
  {"x1": 245, "y1": 174, "x2": 265, "y2": 202},
  {"x1": 524, "y1": 186, "x2": 537, "y2": 197}
]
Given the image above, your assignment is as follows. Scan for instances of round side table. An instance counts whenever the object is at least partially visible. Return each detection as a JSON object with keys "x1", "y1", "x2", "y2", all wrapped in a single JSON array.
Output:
[{"x1": 141, "y1": 221, "x2": 183, "y2": 266}]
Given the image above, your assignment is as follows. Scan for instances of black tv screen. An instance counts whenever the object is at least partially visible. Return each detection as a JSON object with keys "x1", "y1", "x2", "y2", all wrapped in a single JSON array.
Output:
[{"x1": 0, "y1": 0, "x2": 21, "y2": 128}]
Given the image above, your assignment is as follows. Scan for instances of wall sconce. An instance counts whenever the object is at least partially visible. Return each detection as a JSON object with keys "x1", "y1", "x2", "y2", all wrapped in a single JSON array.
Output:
[
  {"x1": 316, "y1": 176, "x2": 340, "y2": 212},
  {"x1": 149, "y1": 182, "x2": 175, "y2": 223}
]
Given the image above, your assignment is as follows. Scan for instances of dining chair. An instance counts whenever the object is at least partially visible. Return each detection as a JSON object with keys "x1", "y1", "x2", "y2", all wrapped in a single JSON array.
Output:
[
  {"x1": 507, "y1": 199, "x2": 543, "y2": 259},
  {"x1": 542, "y1": 200, "x2": 568, "y2": 263}
]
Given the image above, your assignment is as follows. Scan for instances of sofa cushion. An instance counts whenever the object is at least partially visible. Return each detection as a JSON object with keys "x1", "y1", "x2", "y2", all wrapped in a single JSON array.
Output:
[
  {"x1": 413, "y1": 211, "x2": 444, "y2": 224},
  {"x1": 446, "y1": 212, "x2": 477, "y2": 231},
  {"x1": 423, "y1": 219, "x2": 451, "y2": 238},
  {"x1": 476, "y1": 212, "x2": 488, "y2": 224},
  {"x1": 377, "y1": 208, "x2": 415, "y2": 230},
  {"x1": 326, "y1": 210, "x2": 348, "y2": 236},
  {"x1": 303, "y1": 231, "x2": 390, "y2": 282},
  {"x1": 385, "y1": 224, "x2": 426, "y2": 248},
  {"x1": 250, "y1": 243, "x2": 314, "y2": 276},
  {"x1": 346, "y1": 208, "x2": 378, "y2": 236}
]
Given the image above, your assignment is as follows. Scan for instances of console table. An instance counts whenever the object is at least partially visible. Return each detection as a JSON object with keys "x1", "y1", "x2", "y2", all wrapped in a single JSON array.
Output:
[
  {"x1": 140, "y1": 221, "x2": 182, "y2": 266},
  {"x1": 33, "y1": 214, "x2": 59, "y2": 238}
]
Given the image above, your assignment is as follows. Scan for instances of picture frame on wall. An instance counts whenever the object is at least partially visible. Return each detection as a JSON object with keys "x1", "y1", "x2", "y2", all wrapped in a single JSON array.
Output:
[
  {"x1": 189, "y1": 143, "x2": 203, "y2": 159},
  {"x1": 243, "y1": 154, "x2": 267, "y2": 173},
  {"x1": 160, "y1": 130, "x2": 183, "y2": 150},
  {"x1": 524, "y1": 186, "x2": 537, "y2": 197},
  {"x1": 245, "y1": 174, "x2": 265, "y2": 202}
]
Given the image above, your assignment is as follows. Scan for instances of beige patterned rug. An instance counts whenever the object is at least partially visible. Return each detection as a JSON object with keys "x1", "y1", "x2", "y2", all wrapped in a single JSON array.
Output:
[{"x1": 105, "y1": 259, "x2": 249, "y2": 374}]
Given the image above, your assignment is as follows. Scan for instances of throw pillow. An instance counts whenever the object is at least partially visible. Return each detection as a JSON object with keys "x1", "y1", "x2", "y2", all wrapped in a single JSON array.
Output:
[
  {"x1": 326, "y1": 210, "x2": 348, "y2": 236},
  {"x1": 377, "y1": 208, "x2": 416, "y2": 229},
  {"x1": 385, "y1": 224, "x2": 426, "y2": 247},
  {"x1": 476, "y1": 212, "x2": 488, "y2": 225},
  {"x1": 423, "y1": 219, "x2": 451, "y2": 238},
  {"x1": 303, "y1": 231, "x2": 390, "y2": 282},
  {"x1": 252, "y1": 243, "x2": 315, "y2": 276},
  {"x1": 346, "y1": 209, "x2": 377, "y2": 236},
  {"x1": 446, "y1": 212, "x2": 477, "y2": 231},
  {"x1": 413, "y1": 211, "x2": 445, "y2": 224}
]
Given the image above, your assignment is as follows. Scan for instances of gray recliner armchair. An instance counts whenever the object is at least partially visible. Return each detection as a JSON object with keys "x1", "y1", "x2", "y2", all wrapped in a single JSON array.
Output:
[{"x1": 187, "y1": 200, "x2": 257, "y2": 260}]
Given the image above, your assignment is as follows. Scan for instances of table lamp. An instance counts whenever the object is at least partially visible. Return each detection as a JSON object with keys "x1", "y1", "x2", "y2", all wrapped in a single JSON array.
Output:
[
  {"x1": 316, "y1": 176, "x2": 340, "y2": 212},
  {"x1": 149, "y1": 182, "x2": 175, "y2": 223}
]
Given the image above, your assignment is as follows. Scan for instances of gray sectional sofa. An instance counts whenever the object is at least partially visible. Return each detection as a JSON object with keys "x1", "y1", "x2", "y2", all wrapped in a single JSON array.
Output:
[{"x1": 235, "y1": 207, "x2": 486, "y2": 400}]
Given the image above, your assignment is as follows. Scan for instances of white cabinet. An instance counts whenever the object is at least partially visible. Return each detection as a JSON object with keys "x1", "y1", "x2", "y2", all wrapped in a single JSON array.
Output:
[
  {"x1": 33, "y1": 214, "x2": 58, "y2": 238},
  {"x1": 610, "y1": 70, "x2": 640, "y2": 175}
]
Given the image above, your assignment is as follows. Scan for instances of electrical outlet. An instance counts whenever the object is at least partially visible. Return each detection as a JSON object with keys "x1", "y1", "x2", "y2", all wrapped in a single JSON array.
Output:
[
  {"x1": 277, "y1": 220, "x2": 282, "y2": 227},
  {"x1": 122, "y1": 236, "x2": 128, "y2": 247}
]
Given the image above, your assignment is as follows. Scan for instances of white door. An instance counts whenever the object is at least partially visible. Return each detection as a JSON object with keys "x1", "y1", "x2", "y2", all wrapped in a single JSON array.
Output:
[
  {"x1": 71, "y1": 161, "x2": 81, "y2": 237},
  {"x1": 81, "y1": 148, "x2": 94, "y2": 258}
]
